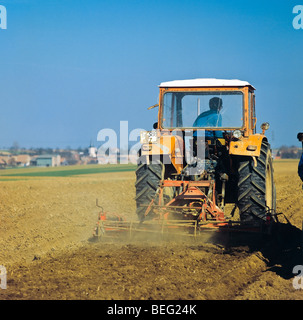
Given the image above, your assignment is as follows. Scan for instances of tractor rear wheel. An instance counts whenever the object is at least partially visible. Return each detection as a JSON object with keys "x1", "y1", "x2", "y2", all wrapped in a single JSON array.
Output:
[
  {"x1": 135, "y1": 158, "x2": 164, "y2": 221},
  {"x1": 237, "y1": 141, "x2": 276, "y2": 222},
  {"x1": 135, "y1": 157, "x2": 175, "y2": 221}
]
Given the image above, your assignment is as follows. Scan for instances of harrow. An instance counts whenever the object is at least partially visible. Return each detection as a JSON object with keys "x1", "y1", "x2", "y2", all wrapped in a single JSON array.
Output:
[{"x1": 93, "y1": 178, "x2": 276, "y2": 244}]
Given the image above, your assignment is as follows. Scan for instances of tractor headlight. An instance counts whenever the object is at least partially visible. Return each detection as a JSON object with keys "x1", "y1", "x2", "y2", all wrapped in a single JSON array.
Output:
[
  {"x1": 232, "y1": 130, "x2": 243, "y2": 140},
  {"x1": 140, "y1": 130, "x2": 158, "y2": 144}
]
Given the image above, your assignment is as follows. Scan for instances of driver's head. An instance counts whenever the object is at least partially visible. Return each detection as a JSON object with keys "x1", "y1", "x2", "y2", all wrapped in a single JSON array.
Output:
[{"x1": 209, "y1": 97, "x2": 223, "y2": 111}]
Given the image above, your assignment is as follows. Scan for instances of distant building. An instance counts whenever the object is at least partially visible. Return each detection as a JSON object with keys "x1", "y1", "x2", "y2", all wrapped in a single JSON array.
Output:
[
  {"x1": 88, "y1": 141, "x2": 97, "y2": 158},
  {"x1": 0, "y1": 156, "x2": 9, "y2": 168},
  {"x1": 88, "y1": 146, "x2": 97, "y2": 158},
  {"x1": 15, "y1": 154, "x2": 31, "y2": 166},
  {"x1": 32, "y1": 155, "x2": 61, "y2": 167}
]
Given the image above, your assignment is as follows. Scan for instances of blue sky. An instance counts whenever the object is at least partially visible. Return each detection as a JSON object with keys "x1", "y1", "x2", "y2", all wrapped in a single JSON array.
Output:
[{"x1": 0, "y1": 0, "x2": 302, "y2": 149}]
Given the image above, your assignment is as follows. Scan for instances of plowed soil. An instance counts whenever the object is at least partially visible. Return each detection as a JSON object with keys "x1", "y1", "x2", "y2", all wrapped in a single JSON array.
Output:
[{"x1": 0, "y1": 160, "x2": 303, "y2": 300}]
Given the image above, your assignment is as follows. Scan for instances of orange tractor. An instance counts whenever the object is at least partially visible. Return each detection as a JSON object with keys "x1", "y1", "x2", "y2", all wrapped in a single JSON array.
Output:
[{"x1": 95, "y1": 79, "x2": 277, "y2": 240}]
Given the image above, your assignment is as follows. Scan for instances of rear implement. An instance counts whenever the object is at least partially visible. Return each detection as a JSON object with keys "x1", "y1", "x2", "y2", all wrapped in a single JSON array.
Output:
[{"x1": 93, "y1": 177, "x2": 277, "y2": 244}]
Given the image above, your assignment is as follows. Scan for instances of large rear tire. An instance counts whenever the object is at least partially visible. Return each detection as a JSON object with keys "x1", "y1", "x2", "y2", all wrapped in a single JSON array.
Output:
[
  {"x1": 135, "y1": 158, "x2": 164, "y2": 221},
  {"x1": 135, "y1": 156, "x2": 175, "y2": 221},
  {"x1": 237, "y1": 141, "x2": 276, "y2": 222}
]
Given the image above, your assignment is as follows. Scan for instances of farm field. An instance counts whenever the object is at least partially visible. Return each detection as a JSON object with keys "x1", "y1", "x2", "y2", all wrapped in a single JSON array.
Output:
[{"x1": 0, "y1": 160, "x2": 303, "y2": 300}]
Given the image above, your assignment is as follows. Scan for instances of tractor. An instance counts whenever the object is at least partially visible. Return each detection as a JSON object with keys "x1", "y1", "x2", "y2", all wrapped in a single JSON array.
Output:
[{"x1": 135, "y1": 78, "x2": 277, "y2": 231}]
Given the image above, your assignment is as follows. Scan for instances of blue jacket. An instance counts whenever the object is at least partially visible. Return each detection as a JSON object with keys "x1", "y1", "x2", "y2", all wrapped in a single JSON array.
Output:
[
  {"x1": 193, "y1": 110, "x2": 222, "y2": 127},
  {"x1": 299, "y1": 153, "x2": 303, "y2": 182},
  {"x1": 193, "y1": 110, "x2": 223, "y2": 139}
]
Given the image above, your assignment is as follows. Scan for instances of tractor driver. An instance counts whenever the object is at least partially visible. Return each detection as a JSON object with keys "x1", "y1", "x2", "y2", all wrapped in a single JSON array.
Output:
[{"x1": 193, "y1": 97, "x2": 223, "y2": 138}]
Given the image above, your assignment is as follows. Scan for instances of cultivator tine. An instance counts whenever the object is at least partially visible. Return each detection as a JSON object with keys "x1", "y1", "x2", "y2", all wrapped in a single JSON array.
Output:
[
  {"x1": 93, "y1": 214, "x2": 273, "y2": 244},
  {"x1": 94, "y1": 216, "x2": 247, "y2": 241},
  {"x1": 94, "y1": 218, "x2": 202, "y2": 241}
]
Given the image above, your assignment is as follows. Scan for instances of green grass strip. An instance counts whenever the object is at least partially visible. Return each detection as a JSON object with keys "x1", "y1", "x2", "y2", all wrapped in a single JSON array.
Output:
[{"x1": 0, "y1": 164, "x2": 136, "y2": 177}]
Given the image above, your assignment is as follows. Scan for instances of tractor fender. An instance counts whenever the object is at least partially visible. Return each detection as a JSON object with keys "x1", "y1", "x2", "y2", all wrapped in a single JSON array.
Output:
[
  {"x1": 141, "y1": 134, "x2": 184, "y2": 173},
  {"x1": 229, "y1": 134, "x2": 267, "y2": 157}
]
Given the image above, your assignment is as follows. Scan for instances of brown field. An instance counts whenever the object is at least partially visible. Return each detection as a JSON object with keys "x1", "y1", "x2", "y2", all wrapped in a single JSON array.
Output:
[{"x1": 0, "y1": 160, "x2": 303, "y2": 300}]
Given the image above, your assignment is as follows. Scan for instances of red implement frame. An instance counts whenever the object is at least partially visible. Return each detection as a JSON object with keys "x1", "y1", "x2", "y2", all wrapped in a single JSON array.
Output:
[
  {"x1": 93, "y1": 179, "x2": 274, "y2": 240},
  {"x1": 143, "y1": 179, "x2": 226, "y2": 228}
]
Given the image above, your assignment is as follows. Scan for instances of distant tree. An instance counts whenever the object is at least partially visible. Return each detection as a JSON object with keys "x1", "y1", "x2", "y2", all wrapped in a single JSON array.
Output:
[
  {"x1": 10, "y1": 141, "x2": 19, "y2": 155},
  {"x1": 36, "y1": 148, "x2": 44, "y2": 155}
]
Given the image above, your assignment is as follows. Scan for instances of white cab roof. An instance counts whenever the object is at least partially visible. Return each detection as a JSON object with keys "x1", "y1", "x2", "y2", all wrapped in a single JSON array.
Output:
[{"x1": 159, "y1": 78, "x2": 255, "y2": 89}]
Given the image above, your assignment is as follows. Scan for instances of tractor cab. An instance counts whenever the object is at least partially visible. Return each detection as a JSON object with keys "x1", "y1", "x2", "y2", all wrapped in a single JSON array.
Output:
[
  {"x1": 157, "y1": 79, "x2": 258, "y2": 160},
  {"x1": 159, "y1": 79, "x2": 254, "y2": 133}
]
